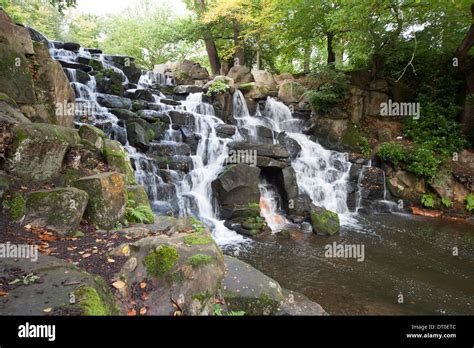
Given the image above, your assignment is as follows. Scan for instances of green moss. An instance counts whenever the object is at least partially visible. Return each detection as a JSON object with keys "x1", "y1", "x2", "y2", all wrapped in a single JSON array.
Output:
[
  {"x1": 238, "y1": 82, "x2": 255, "y2": 92},
  {"x1": 144, "y1": 245, "x2": 180, "y2": 278},
  {"x1": 342, "y1": 123, "x2": 364, "y2": 148},
  {"x1": 0, "y1": 93, "x2": 18, "y2": 107},
  {"x1": 184, "y1": 233, "x2": 212, "y2": 246},
  {"x1": 192, "y1": 291, "x2": 212, "y2": 303},
  {"x1": 3, "y1": 194, "x2": 26, "y2": 221},
  {"x1": 185, "y1": 254, "x2": 214, "y2": 268},
  {"x1": 310, "y1": 208, "x2": 340, "y2": 235},
  {"x1": 73, "y1": 286, "x2": 110, "y2": 316}
]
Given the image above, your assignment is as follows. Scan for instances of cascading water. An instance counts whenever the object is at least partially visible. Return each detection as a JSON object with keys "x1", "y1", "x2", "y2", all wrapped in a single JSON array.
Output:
[
  {"x1": 259, "y1": 180, "x2": 290, "y2": 232},
  {"x1": 232, "y1": 91, "x2": 354, "y2": 225}
]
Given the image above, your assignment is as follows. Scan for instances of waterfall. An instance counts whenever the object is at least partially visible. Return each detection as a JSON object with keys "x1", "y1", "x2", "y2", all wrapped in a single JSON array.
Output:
[
  {"x1": 233, "y1": 91, "x2": 353, "y2": 224},
  {"x1": 259, "y1": 180, "x2": 290, "y2": 232}
]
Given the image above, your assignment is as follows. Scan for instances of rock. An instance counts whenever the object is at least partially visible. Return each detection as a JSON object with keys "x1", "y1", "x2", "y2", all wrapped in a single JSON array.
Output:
[
  {"x1": 256, "y1": 156, "x2": 288, "y2": 169},
  {"x1": 96, "y1": 93, "x2": 132, "y2": 109},
  {"x1": 277, "y1": 132, "x2": 302, "y2": 159},
  {"x1": 124, "y1": 89, "x2": 154, "y2": 102},
  {"x1": 79, "y1": 124, "x2": 106, "y2": 153},
  {"x1": 95, "y1": 69, "x2": 124, "y2": 96},
  {"x1": 252, "y1": 70, "x2": 277, "y2": 90},
  {"x1": 172, "y1": 60, "x2": 210, "y2": 84},
  {"x1": 64, "y1": 42, "x2": 80, "y2": 52},
  {"x1": 73, "y1": 172, "x2": 127, "y2": 230},
  {"x1": 126, "y1": 185, "x2": 151, "y2": 208},
  {"x1": 274, "y1": 73, "x2": 295, "y2": 84},
  {"x1": 358, "y1": 166, "x2": 386, "y2": 204},
  {"x1": 387, "y1": 169, "x2": 425, "y2": 202},
  {"x1": 173, "y1": 85, "x2": 203, "y2": 95},
  {"x1": 122, "y1": 62, "x2": 142, "y2": 84},
  {"x1": 5, "y1": 123, "x2": 79, "y2": 181},
  {"x1": 148, "y1": 142, "x2": 191, "y2": 157},
  {"x1": 103, "y1": 139, "x2": 137, "y2": 184},
  {"x1": 168, "y1": 110, "x2": 195, "y2": 126},
  {"x1": 0, "y1": 10, "x2": 34, "y2": 55},
  {"x1": 215, "y1": 124, "x2": 236, "y2": 138},
  {"x1": 26, "y1": 26, "x2": 49, "y2": 43},
  {"x1": 0, "y1": 172, "x2": 10, "y2": 202},
  {"x1": 24, "y1": 188, "x2": 89, "y2": 235},
  {"x1": 223, "y1": 256, "x2": 326, "y2": 315},
  {"x1": 430, "y1": 169, "x2": 470, "y2": 203},
  {"x1": 112, "y1": 221, "x2": 224, "y2": 315},
  {"x1": 160, "y1": 98, "x2": 181, "y2": 106},
  {"x1": 57, "y1": 59, "x2": 93, "y2": 72},
  {"x1": 229, "y1": 141, "x2": 290, "y2": 159},
  {"x1": 310, "y1": 205, "x2": 340, "y2": 236},
  {"x1": 126, "y1": 122, "x2": 149, "y2": 151},
  {"x1": 102, "y1": 55, "x2": 135, "y2": 66},
  {"x1": 211, "y1": 163, "x2": 261, "y2": 219},
  {"x1": 278, "y1": 80, "x2": 307, "y2": 103},
  {"x1": 0, "y1": 254, "x2": 118, "y2": 315},
  {"x1": 0, "y1": 95, "x2": 31, "y2": 124},
  {"x1": 281, "y1": 167, "x2": 299, "y2": 203},
  {"x1": 206, "y1": 91, "x2": 234, "y2": 124},
  {"x1": 227, "y1": 66, "x2": 254, "y2": 85},
  {"x1": 288, "y1": 194, "x2": 312, "y2": 219}
]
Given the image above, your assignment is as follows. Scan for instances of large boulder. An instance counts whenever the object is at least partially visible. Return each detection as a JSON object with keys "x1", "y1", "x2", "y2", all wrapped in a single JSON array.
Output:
[
  {"x1": 73, "y1": 172, "x2": 127, "y2": 230},
  {"x1": 96, "y1": 93, "x2": 132, "y2": 109},
  {"x1": 387, "y1": 169, "x2": 425, "y2": 202},
  {"x1": 0, "y1": 95, "x2": 31, "y2": 124},
  {"x1": 223, "y1": 256, "x2": 326, "y2": 315},
  {"x1": 111, "y1": 220, "x2": 225, "y2": 315},
  {"x1": 95, "y1": 69, "x2": 125, "y2": 96},
  {"x1": 126, "y1": 122, "x2": 150, "y2": 151},
  {"x1": 103, "y1": 139, "x2": 137, "y2": 184},
  {"x1": 278, "y1": 80, "x2": 307, "y2": 103},
  {"x1": 227, "y1": 65, "x2": 254, "y2": 85},
  {"x1": 171, "y1": 60, "x2": 209, "y2": 84},
  {"x1": 5, "y1": 123, "x2": 80, "y2": 181},
  {"x1": 310, "y1": 205, "x2": 340, "y2": 236},
  {"x1": 211, "y1": 163, "x2": 261, "y2": 219},
  {"x1": 229, "y1": 142, "x2": 290, "y2": 159},
  {"x1": 24, "y1": 188, "x2": 89, "y2": 235},
  {"x1": 0, "y1": 254, "x2": 118, "y2": 315}
]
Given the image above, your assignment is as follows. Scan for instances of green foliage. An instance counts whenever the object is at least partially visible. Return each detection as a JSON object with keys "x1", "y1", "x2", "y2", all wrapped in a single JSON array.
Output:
[
  {"x1": 184, "y1": 233, "x2": 212, "y2": 246},
  {"x1": 377, "y1": 143, "x2": 406, "y2": 167},
  {"x1": 466, "y1": 193, "x2": 474, "y2": 212},
  {"x1": 213, "y1": 303, "x2": 245, "y2": 316},
  {"x1": 441, "y1": 197, "x2": 453, "y2": 208},
  {"x1": 2, "y1": 194, "x2": 26, "y2": 221},
  {"x1": 144, "y1": 245, "x2": 179, "y2": 278},
  {"x1": 8, "y1": 273, "x2": 40, "y2": 286},
  {"x1": 125, "y1": 199, "x2": 154, "y2": 224},
  {"x1": 358, "y1": 136, "x2": 371, "y2": 157},
  {"x1": 306, "y1": 66, "x2": 349, "y2": 114},
  {"x1": 421, "y1": 194, "x2": 435, "y2": 209},
  {"x1": 205, "y1": 80, "x2": 230, "y2": 97},
  {"x1": 405, "y1": 146, "x2": 442, "y2": 183},
  {"x1": 190, "y1": 217, "x2": 205, "y2": 233},
  {"x1": 73, "y1": 285, "x2": 110, "y2": 316}
]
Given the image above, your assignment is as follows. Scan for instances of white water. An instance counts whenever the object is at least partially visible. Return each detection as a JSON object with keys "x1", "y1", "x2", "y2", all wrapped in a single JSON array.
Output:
[{"x1": 259, "y1": 180, "x2": 290, "y2": 232}]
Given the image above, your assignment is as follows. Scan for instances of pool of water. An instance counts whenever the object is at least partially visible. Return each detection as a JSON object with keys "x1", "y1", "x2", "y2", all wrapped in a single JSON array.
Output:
[{"x1": 222, "y1": 213, "x2": 474, "y2": 315}]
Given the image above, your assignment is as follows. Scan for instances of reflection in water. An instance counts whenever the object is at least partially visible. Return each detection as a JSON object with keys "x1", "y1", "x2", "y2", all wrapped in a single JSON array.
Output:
[{"x1": 223, "y1": 214, "x2": 474, "y2": 315}]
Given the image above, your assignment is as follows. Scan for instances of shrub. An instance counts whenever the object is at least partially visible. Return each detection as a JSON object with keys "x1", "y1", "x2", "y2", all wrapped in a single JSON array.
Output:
[
  {"x1": 441, "y1": 197, "x2": 453, "y2": 208},
  {"x1": 405, "y1": 145, "x2": 442, "y2": 183},
  {"x1": 306, "y1": 66, "x2": 349, "y2": 114},
  {"x1": 358, "y1": 136, "x2": 371, "y2": 157},
  {"x1": 466, "y1": 193, "x2": 474, "y2": 212},
  {"x1": 206, "y1": 80, "x2": 230, "y2": 97},
  {"x1": 377, "y1": 142, "x2": 406, "y2": 166},
  {"x1": 421, "y1": 194, "x2": 435, "y2": 208},
  {"x1": 125, "y1": 199, "x2": 155, "y2": 224}
]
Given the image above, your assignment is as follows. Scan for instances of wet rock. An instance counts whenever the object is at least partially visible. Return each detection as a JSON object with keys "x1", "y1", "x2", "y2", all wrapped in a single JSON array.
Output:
[
  {"x1": 25, "y1": 188, "x2": 89, "y2": 235},
  {"x1": 212, "y1": 163, "x2": 261, "y2": 219},
  {"x1": 126, "y1": 185, "x2": 151, "y2": 208},
  {"x1": 95, "y1": 69, "x2": 124, "y2": 96},
  {"x1": 229, "y1": 141, "x2": 290, "y2": 159},
  {"x1": 277, "y1": 132, "x2": 302, "y2": 159},
  {"x1": 278, "y1": 80, "x2": 307, "y2": 103},
  {"x1": 215, "y1": 124, "x2": 236, "y2": 138},
  {"x1": 124, "y1": 89, "x2": 154, "y2": 102},
  {"x1": 126, "y1": 122, "x2": 149, "y2": 151},
  {"x1": 387, "y1": 168, "x2": 425, "y2": 202},
  {"x1": 160, "y1": 98, "x2": 181, "y2": 106},
  {"x1": 123, "y1": 62, "x2": 142, "y2": 84},
  {"x1": 73, "y1": 172, "x2": 127, "y2": 230},
  {"x1": 6, "y1": 123, "x2": 79, "y2": 181},
  {"x1": 96, "y1": 93, "x2": 132, "y2": 109},
  {"x1": 358, "y1": 166, "x2": 385, "y2": 202},
  {"x1": 173, "y1": 85, "x2": 203, "y2": 95},
  {"x1": 310, "y1": 205, "x2": 340, "y2": 236},
  {"x1": 57, "y1": 59, "x2": 93, "y2": 72},
  {"x1": 148, "y1": 142, "x2": 191, "y2": 157},
  {"x1": 168, "y1": 110, "x2": 195, "y2": 126}
]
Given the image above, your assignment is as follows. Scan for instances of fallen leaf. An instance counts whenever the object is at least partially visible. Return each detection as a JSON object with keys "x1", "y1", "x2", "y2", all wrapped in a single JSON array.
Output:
[
  {"x1": 173, "y1": 310, "x2": 182, "y2": 316},
  {"x1": 82, "y1": 253, "x2": 91, "y2": 258},
  {"x1": 139, "y1": 282, "x2": 147, "y2": 289},
  {"x1": 141, "y1": 293, "x2": 149, "y2": 301},
  {"x1": 112, "y1": 280, "x2": 125, "y2": 289},
  {"x1": 0, "y1": 291, "x2": 8, "y2": 297},
  {"x1": 107, "y1": 258, "x2": 115, "y2": 263},
  {"x1": 43, "y1": 308, "x2": 52, "y2": 313},
  {"x1": 127, "y1": 308, "x2": 137, "y2": 316},
  {"x1": 121, "y1": 245, "x2": 130, "y2": 256},
  {"x1": 24, "y1": 224, "x2": 32, "y2": 230},
  {"x1": 139, "y1": 307, "x2": 147, "y2": 315}
]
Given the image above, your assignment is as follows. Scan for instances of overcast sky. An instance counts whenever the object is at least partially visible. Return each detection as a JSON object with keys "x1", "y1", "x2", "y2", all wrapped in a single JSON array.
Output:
[{"x1": 73, "y1": 0, "x2": 187, "y2": 16}]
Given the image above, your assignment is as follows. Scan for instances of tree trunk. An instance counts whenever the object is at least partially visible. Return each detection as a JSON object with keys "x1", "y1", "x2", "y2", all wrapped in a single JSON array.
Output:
[
  {"x1": 233, "y1": 21, "x2": 245, "y2": 66},
  {"x1": 303, "y1": 45, "x2": 311, "y2": 72},
  {"x1": 195, "y1": 0, "x2": 220, "y2": 75},
  {"x1": 327, "y1": 32, "x2": 336, "y2": 66}
]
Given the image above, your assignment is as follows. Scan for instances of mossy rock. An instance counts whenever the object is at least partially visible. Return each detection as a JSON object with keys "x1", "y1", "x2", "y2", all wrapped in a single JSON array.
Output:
[
  {"x1": 0, "y1": 174, "x2": 10, "y2": 202},
  {"x1": 310, "y1": 205, "x2": 340, "y2": 236},
  {"x1": 73, "y1": 172, "x2": 127, "y2": 230},
  {"x1": 2, "y1": 193, "x2": 26, "y2": 221},
  {"x1": 25, "y1": 188, "x2": 89, "y2": 236},
  {"x1": 79, "y1": 124, "x2": 106, "y2": 153},
  {"x1": 185, "y1": 254, "x2": 215, "y2": 268},
  {"x1": 126, "y1": 185, "x2": 151, "y2": 209},
  {"x1": 144, "y1": 245, "x2": 180, "y2": 278},
  {"x1": 183, "y1": 233, "x2": 213, "y2": 246},
  {"x1": 6, "y1": 123, "x2": 80, "y2": 181},
  {"x1": 103, "y1": 139, "x2": 137, "y2": 185}
]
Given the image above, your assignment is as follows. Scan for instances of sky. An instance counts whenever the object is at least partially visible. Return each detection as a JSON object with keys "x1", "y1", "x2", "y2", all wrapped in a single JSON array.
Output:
[{"x1": 73, "y1": 0, "x2": 188, "y2": 16}]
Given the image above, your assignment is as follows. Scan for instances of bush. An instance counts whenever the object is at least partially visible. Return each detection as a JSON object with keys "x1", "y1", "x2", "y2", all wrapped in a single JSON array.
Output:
[
  {"x1": 206, "y1": 80, "x2": 230, "y2": 97},
  {"x1": 306, "y1": 66, "x2": 349, "y2": 114},
  {"x1": 377, "y1": 142, "x2": 406, "y2": 166},
  {"x1": 405, "y1": 145, "x2": 442, "y2": 183},
  {"x1": 421, "y1": 194, "x2": 435, "y2": 208},
  {"x1": 125, "y1": 199, "x2": 155, "y2": 224},
  {"x1": 466, "y1": 193, "x2": 474, "y2": 212},
  {"x1": 441, "y1": 197, "x2": 453, "y2": 208}
]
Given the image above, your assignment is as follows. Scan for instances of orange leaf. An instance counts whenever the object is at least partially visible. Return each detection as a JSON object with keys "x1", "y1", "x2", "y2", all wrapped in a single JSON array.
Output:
[
  {"x1": 112, "y1": 280, "x2": 125, "y2": 289},
  {"x1": 139, "y1": 282, "x2": 147, "y2": 289},
  {"x1": 139, "y1": 307, "x2": 147, "y2": 315},
  {"x1": 0, "y1": 291, "x2": 8, "y2": 297},
  {"x1": 127, "y1": 309, "x2": 137, "y2": 316}
]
